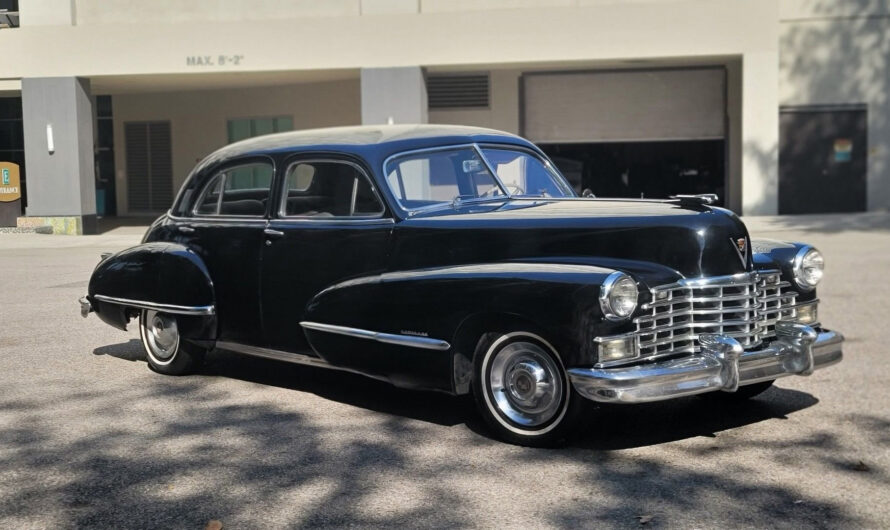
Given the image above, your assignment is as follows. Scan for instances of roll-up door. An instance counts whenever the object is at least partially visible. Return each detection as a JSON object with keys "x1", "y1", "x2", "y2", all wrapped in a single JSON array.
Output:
[
  {"x1": 522, "y1": 68, "x2": 726, "y2": 143},
  {"x1": 125, "y1": 121, "x2": 173, "y2": 212}
]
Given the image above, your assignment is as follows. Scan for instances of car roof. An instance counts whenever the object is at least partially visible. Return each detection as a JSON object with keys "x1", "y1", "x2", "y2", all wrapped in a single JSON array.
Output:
[{"x1": 192, "y1": 124, "x2": 537, "y2": 174}]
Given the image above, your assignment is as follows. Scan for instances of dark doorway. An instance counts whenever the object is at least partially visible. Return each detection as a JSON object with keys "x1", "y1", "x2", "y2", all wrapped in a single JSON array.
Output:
[
  {"x1": 540, "y1": 140, "x2": 726, "y2": 206},
  {"x1": 95, "y1": 95, "x2": 117, "y2": 216},
  {"x1": 0, "y1": 97, "x2": 25, "y2": 213},
  {"x1": 779, "y1": 106, "x2": 867, "y2": 214},
  {"x1": 125, "y1": 121, "x2": 173, "y2": 213}
]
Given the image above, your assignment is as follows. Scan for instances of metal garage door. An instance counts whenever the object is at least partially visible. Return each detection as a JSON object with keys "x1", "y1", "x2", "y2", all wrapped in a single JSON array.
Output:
[
  {"x1": 125, "y1": 121, "x2": 173, "y2": 212},
  {"x1": 522, "y1": 68, "x2": 726, "y2": 143}
]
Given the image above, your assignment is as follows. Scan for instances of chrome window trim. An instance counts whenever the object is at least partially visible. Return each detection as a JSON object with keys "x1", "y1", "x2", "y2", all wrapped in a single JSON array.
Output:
[
  {"x1": 166, "y1": 212, "x2": 268, "y2": 225},
  {"x1": 381, "y1": 143, "x2": 512, "y2": 213},
  {"x1": 93, "y1": 294, "x2": 215, "y2": 316},
  {"x1": 273, "y1": 217, "x2": 395, "y2": 226},
  {"x1": 300, "y1": 321, "x2": 451, "y2": 351},
  {"x1": 476, "y1": 143, "x2": 576, "y2": 197},
  {"x1": 278, "y1": 158, "x2": 387, "y2": 220},
  {"x1": 190, "y1": 161, "x2": 276, "y2": 219}
]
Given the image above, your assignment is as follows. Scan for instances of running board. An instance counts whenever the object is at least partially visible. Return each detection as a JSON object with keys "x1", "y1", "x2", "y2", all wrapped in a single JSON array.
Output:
[{"x1": 215, "y1": 341, "x2": 341, "y2": 371}]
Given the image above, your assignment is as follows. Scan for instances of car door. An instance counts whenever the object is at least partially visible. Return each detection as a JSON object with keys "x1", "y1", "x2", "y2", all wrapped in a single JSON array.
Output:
[
  {"x1": 176, "y1": 156, "x2": 274, "y2": 346},
  {"x1": 260, "y1": 155, "x2": 394, "y2": 353}
]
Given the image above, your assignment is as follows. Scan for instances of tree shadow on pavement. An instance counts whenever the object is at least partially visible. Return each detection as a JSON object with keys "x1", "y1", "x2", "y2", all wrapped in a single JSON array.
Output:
[
  {"x1": 573, "y1": 386, "x2": 818, "y2": 450},
  {"x1": 0, "y1": 376, "x2": 471, "y2": 528},
  {"x1": 67, "y1": 340, "x2": 872, "y2": 528}
]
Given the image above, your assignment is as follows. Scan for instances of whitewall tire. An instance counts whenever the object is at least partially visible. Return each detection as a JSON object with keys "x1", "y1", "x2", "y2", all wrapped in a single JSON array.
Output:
[
  {"x1": 139, "y1": 309, "x2": 206, "y2": 375},
  {"x1": 472, "y1": 331, "x2": 582, "y2": 447}
]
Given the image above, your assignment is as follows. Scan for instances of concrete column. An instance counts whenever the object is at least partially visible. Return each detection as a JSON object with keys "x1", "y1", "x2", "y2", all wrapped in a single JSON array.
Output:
[
  {"x1": 21, "y1": 77, "x2": 97, "y2": 234},
  {"x1": 361, "y1": 66, "x2": 427, "y2": 125},
  {"x1": 741, "y1": 51, "x2": 780, "y2": 216}
]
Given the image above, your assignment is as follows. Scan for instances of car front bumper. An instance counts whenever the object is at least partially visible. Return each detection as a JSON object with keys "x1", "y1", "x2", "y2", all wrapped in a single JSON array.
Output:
[{"x1": 568, "y1": 321, "x2": 843, "y2": 404}]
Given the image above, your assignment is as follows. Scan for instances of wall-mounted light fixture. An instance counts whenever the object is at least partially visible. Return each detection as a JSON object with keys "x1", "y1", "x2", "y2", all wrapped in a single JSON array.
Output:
[{"x1": 46, "y1": 124, "x2": 55, "y2": 154}]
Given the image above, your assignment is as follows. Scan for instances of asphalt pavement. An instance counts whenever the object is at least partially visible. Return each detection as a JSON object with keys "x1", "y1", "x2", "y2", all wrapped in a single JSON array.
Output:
[{"x1": 0, "y1": 212, "x2": 888, "y2": 529}]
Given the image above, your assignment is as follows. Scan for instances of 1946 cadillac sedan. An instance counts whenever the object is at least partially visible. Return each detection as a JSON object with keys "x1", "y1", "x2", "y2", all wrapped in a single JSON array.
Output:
[{"x1": 80, "y1": 124, "x2": 844, "y2": 446}]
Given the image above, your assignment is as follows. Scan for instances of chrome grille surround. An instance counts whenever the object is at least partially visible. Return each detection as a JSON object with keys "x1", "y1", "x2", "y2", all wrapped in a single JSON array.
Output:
[{"x1": 632, "y1": 270, "x2": 798, "y2": 362}]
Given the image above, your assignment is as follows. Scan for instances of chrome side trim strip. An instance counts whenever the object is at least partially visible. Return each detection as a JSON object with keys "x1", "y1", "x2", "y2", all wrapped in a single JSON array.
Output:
[
  {"x1": 215, "y1": 341, "x2": 338, "y2": 370},
  {"x1": 92, "y1": 294, "x2": 215, "y2": 316},
  {"x1": 300, "y1": 321, "x2": 451, "y2": 351}
]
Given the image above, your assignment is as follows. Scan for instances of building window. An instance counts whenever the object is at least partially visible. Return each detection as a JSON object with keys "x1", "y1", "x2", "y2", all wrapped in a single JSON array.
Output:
[
  {"x1": 0, "y1": 0, "x2": 19, "y2": 29},
  {"x1": 227, "y1": 116, "x2": 293, "y2": 144}
]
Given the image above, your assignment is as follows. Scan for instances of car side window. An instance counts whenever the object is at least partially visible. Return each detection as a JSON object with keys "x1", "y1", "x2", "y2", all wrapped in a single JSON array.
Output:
[
  {"x1": 193, "y1": 162, "x2": 273, "y2": 217},
  {"x1": 281, "y1": 160, "x2": 384, "y2": 218}
]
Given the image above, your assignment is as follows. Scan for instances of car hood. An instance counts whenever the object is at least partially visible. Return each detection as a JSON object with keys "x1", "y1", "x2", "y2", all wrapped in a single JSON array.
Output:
[{"x1": 392, "y1": 198, "x2": 752, "y2": 284}]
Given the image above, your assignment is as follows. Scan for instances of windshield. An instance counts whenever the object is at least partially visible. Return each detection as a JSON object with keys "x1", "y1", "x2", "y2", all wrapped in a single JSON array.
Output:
[
  {"x1": 384, "y1": 145, "x2": 575, "y2": 211},
  {"x1": 480, "y1": 147, "x2": 575, "y2": 198}
]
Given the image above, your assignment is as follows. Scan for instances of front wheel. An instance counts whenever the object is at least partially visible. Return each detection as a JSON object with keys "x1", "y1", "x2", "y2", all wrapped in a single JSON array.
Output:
[
  {"x1": 139, "y1": 309, "x2": 206, "y2": 375},
  {"x1": 472, "y1": 331, "x2": 582, "y2": 447}
]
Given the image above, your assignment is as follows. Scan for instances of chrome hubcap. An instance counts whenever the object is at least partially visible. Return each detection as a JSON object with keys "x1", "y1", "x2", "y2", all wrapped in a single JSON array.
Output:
[
  {"x1": 144, "y1": 310, "x2": 179, "y2": 361},
  {"x1": 489, "y1": 341, "x2": 563, "y2": 427}
]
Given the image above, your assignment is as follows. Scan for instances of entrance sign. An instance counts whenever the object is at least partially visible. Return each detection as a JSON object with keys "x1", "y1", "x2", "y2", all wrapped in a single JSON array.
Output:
[{"x1": 0, "y1": 163, "x2": 21, "y2": 202}]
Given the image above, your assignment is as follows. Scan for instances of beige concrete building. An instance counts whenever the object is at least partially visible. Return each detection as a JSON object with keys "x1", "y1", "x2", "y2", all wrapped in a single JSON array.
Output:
[{"x1": 0, "y1": 0, "x2": 886, "y2": 232}]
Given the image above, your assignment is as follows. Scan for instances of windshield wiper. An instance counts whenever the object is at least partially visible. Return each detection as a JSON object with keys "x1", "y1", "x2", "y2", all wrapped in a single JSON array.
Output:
[{"x1": 406, "y1": 196, "x2": 507, "y2": 216}]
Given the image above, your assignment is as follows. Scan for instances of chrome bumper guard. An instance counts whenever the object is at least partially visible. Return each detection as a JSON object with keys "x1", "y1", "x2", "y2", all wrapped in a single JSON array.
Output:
[
  {"x1": 78, "y1": 296, "x2": 93, "y2": 318},
  {"x1": 568, "y1": 321, "x2": 843, "y2": 404}
]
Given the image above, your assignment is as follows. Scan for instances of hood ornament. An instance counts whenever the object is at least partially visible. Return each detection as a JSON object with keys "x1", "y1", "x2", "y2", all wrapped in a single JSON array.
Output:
[
  {"x1": 732, "y1": 237, "x2": 748, "y2": 267},
  {"x1": 670, "y1": 194, "x2": 719, "y2": 206}
]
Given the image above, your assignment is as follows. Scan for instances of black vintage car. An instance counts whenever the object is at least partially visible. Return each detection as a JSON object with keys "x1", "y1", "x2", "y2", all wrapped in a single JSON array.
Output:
[{"x1": 80, "y1": 125, "x2": 843, "y2": 446}]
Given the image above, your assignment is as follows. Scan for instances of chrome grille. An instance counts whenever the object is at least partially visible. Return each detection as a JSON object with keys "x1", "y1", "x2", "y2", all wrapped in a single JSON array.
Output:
[
  {"x1": 634, "y1": 271, "x2": 798, "y2": 359},
  {"x1": 757, "y1": 272, "x2": 799, "y2": 337}
]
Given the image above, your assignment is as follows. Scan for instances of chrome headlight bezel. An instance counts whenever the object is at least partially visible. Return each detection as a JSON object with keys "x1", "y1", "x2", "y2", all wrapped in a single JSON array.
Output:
[
  {"x1": 792, "y1": 246, "x2": 824, "y2": 291},
  {"x1": 599, "y1": 272, "x2": 639, "y2": 322}
]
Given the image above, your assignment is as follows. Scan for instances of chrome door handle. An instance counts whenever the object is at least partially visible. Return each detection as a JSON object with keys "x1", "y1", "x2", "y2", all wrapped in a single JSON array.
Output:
[
  {"x1": 264, "y1": 228, "x2": 285, "y2": 239},
  {"x1": 178, "y1": 225, "x2": 195, "y2": 234}
]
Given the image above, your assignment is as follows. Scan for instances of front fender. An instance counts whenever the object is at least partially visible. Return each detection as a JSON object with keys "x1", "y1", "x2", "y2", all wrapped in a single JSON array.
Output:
[
  {"x1": 87, "y1": 243, "x2": 216, "y2": 341},
  {"x1": 303, "y1": 262, "x2": 617, "y2": 392},
  {"x1": 752, "y1": 239, "x2": 817, "y2": 302}
]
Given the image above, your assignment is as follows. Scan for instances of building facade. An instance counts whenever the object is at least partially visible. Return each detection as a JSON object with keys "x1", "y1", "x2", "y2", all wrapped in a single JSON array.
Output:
[{"x1": 0, "y1": 0, "x2": 886, "y2": 233}]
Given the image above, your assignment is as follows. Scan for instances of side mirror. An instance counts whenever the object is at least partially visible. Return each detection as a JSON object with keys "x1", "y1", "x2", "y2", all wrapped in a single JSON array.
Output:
[{"x1": 581, "y1": 188, "x2": 595, "y2": 198}]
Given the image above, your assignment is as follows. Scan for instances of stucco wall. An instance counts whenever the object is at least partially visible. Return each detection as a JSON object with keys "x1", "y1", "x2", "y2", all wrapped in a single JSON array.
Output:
[
  {"x1": 41, "y1": 0, "x2": 712, "y2": 26},
  {"x1": 5, "y1": 0, "x2": 781, "y2": 214},
  {"x1": 779, "y1": 0, "x2": 890, "y2": 211},
  {"x1": 111, "y1": 79, "x2": 360, "y2": 215}
]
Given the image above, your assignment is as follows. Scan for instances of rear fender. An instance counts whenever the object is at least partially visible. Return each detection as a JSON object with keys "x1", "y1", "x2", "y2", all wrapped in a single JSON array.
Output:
[{"x1": 87, "y1": 243, "x2": 216, "y2": 342}]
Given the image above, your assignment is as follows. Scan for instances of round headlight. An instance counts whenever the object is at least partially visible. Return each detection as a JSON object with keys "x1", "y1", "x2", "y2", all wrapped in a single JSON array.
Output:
[
  {"x1": 600, "y1": 272, "x2": 638, "y2": 321},
  {"x1": 793, "y1": 246, "x2": 824, "y2": 290}
]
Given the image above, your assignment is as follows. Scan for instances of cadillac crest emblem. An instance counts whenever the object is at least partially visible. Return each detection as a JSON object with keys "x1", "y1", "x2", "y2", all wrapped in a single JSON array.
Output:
[{"x1": 732, "y1": 237, "x2": 748, "y2": 267}]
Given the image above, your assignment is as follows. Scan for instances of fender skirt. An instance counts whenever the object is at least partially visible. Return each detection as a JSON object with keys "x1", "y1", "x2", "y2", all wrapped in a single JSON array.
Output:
[{"x1": 87, "y1": 242, "x2": 216, "y2": 341}]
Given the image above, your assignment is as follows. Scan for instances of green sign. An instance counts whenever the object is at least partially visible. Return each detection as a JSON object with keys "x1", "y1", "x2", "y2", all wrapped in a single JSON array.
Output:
[{"x1": 1, "y1": 168, "x2": 8, "y2": 186}]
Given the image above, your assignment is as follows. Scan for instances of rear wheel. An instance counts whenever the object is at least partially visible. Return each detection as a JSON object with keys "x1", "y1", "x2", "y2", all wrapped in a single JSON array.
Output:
[
  {"x1": 139, "y1": 309, "x2": 206, "y2": 375},
  {"x1": 472, "y1": 331, "x2": 582, "y2": 447}
]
